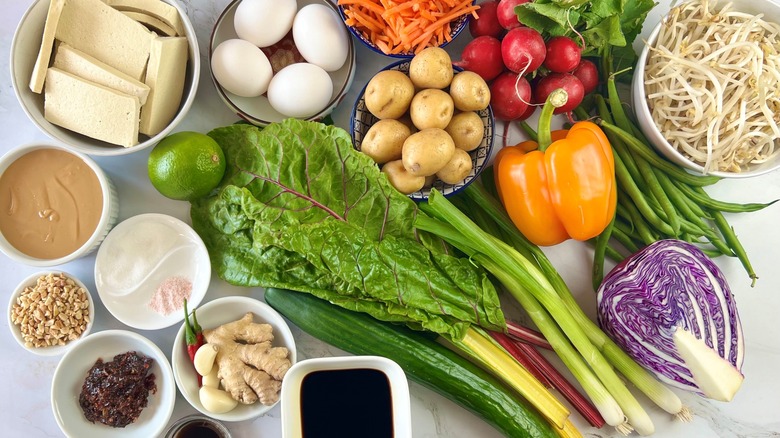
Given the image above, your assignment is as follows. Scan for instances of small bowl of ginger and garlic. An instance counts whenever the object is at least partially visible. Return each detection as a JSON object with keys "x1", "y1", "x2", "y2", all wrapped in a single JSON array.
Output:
[
  {"x1": 350, "y1": 47, "x2": 495, "y2": 201},
  {"x1": 171, "y1": 296, "x2": 297, "y2": 422}
]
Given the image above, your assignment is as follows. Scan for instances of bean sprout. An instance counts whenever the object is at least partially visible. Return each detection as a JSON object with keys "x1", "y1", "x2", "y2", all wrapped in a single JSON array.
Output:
[{"x1": 644, "y1": 0, "x2": 780, "y2": 173}]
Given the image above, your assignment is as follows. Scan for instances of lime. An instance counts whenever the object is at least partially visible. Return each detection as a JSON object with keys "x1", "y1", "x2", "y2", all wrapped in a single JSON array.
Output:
[{"x1": 148, "y1": 131, "x2": 226, "y2": 201}]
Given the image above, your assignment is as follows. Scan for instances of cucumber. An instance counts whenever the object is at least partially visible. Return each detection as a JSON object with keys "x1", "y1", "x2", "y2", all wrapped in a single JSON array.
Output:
[{"x1": 264, "y1": 287, "x2": 557, "y2": 438}]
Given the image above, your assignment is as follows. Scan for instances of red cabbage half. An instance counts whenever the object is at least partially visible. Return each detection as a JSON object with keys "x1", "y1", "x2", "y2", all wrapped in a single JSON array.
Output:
[{"x1": 597, "y1": 239, "x2": 744, "y2": 401}]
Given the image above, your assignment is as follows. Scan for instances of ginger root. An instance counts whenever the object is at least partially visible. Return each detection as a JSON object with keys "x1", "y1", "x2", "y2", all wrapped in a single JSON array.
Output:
[{"x1": 203, "y1": 312, "x2": 292, "y2": 405}]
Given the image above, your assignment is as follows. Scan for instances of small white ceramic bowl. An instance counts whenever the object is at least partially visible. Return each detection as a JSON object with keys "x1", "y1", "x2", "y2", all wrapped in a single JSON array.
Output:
[
  {"x1": 209, "y1": 0, "x2": 356, "y2": 126},
  {"x1": 8, "y1": 271, "x2": 95, "y2": 356},
  {"x1": 171, "y1": 295, "x2": 298, "y2": 422},
  {"x1": 10, "y1": 0, "x2": 200, "y2": 156},
  {"x1": 0, "y1": 143, "x2": 118, "y2": 266},
  {"x1": 95, "y1": 213, "x2": 210, "y2": 330},
  {"x1": 632, "y1": 0, "x2": 780, "y2": 178},
  {"x1": 51, "y1": 329, "x2": 176, "y2": 438},
  {"x1": 280, "y1": 355, "x2": 412, "y2": 438},
  {"x1": 350, "y1": 60, "x2": 494, "y2": 201}
]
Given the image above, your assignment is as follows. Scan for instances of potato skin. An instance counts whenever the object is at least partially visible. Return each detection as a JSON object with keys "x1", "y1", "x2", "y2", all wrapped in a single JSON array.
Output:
[
  {"x1": 361, "y1": 119, "x2": 412, "y2": 164},
  {"x1": 410, "y1": 89, "x2": 455, "y2": 130},
  {"x1": 402, "y1": 128, "x2": 456, "y2": 177},
  {"x1": 382, "y1": 160, "x2": 426, "y2": 194},
  {"x1": 445, "y1": 111, "x2": 484, "y2": 151},
  {"x1": 408, "y1": 47, "x2": 453, "y2": 89},
  {"x1": 449, "y1": 71, "x2": 491, "y2": 111},
  {"x1": 365, "y1": 70, "x2": 415, "y2": 119},
  {"x1": 436, "y1": 148, "x2": 473, "y2": 184}
]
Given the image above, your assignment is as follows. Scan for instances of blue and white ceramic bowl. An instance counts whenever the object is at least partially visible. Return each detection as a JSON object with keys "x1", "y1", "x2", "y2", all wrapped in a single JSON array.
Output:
[{"x1": 350, "y1": 59, "x2": 494, "y2": 202}]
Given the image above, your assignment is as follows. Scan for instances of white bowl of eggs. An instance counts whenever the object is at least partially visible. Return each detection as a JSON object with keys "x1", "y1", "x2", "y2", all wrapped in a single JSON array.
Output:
[{"x1": 209, "y1": 0, "x2": 356, "y2": 125}]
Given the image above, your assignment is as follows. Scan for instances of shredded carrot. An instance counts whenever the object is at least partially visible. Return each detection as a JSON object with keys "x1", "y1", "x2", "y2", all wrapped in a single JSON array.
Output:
[{"x1": 338, "y1": 0, "x2": 479, "y2": 55}]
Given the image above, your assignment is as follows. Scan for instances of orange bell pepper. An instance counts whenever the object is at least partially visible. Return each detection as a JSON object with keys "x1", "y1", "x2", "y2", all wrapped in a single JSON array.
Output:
[{"x1": 494, "y1": 90, "x2": 617, "y2": 246}]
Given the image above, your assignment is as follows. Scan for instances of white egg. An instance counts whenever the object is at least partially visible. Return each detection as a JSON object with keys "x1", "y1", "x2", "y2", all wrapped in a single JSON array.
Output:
[
  {"x1": 211, "y1": 39, "x2": 274, "y2": 97},
  {"x1": 292, "y1": 4, "x2": 350, "y2": 72},
  {"x1": 234, "y1": 0, "x2": 297, "y2": 48},
  {"x1": 267, "y1": 63, "x2": 333, "y2": 118}
]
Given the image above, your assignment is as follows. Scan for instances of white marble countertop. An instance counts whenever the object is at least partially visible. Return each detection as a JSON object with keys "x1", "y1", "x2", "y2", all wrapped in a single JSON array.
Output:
[{"x1": 1, "y1": 0, "x2": 779, "y2": 437}]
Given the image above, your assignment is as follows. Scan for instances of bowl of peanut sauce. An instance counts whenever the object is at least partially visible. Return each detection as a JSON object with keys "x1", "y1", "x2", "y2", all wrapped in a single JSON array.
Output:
[{"x1": 0, "y1": 143, "x2": 119, "y2": 266}]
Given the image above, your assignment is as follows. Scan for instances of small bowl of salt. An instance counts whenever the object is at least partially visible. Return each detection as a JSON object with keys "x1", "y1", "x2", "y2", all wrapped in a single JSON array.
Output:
[{"x1": 94, "y1": 213, "x2": 211, "y2": 330}]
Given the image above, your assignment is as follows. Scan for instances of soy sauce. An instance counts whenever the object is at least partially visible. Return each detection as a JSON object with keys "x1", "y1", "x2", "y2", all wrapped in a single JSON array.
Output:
[
  {"x1": 173, "y1": 420, "x2": 224, "y2": 438},
  {"x1": 300, "y1": 368, "x2": 393, "y2": 438}
]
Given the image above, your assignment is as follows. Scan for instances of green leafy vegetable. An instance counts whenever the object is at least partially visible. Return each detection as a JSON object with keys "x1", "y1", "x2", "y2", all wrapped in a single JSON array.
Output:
[
  {"x1": 515, "y1": 0, "x2": 657, "y2": 57},
  {"x1": 190, "y1": 119, "x2": 505, "y2": 339}
]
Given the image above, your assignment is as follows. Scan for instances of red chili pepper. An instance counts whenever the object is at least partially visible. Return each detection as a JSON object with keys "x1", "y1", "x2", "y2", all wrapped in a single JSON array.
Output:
[{"x1": 183, "y1": 298, "x2": 204, "y2": 386}]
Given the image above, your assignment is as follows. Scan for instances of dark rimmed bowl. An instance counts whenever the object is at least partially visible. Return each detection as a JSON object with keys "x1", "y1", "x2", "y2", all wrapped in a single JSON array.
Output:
[
  {"x1": 336, "y1": 2, "x2": 473, "y2": 59},
  {"x1": 350, "y1": 59, "x2": 494, "y2": 202}
]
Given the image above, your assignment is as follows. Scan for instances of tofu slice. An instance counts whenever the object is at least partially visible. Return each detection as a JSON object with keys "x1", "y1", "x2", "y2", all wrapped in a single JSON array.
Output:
[
  {"x1": 52, "y1": 43, "x2": 151, "y2": 105},
  {"x1": 29, "y1": 0, "x2": 66, "y2": 93},
  {"x1": 139, "y1": 36, "x2": 188, "y2": 137},
  {"x1": 56, "y1": 0, "x2": 153, "y2": 81},
  {"x1": 104, "y1": 0, "x2": 185, "y2": 36},
  {"x1": 121, "y1": 10, "x2": 177, "y2": 36},
  {"x1": 44, "y1": 68, "x2": 141, "y2": 148}
]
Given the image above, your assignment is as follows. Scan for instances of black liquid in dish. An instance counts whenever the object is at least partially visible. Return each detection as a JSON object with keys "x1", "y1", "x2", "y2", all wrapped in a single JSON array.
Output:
[
  {"x1": 173, "y1": 420, "x2": 225, "y2": 438},
  {"x1": 300, "y1": 368, "x2": 393, "y2": 438}
]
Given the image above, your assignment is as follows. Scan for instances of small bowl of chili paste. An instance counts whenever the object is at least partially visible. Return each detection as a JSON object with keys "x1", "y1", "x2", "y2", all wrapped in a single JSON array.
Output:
[{"x1": 51, "y1": 330, "x2": 176, "y2": 438}]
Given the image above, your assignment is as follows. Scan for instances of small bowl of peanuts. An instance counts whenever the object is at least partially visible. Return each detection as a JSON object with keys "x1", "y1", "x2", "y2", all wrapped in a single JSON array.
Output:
[{"x1": 8, "y1": 271, "x2": 94, "y2": 356}]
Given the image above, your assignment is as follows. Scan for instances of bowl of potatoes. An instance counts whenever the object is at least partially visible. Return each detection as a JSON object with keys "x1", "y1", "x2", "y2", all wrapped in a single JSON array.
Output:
[{"x1": 350, "y1": 47, "x2": 494, "y2": 201}]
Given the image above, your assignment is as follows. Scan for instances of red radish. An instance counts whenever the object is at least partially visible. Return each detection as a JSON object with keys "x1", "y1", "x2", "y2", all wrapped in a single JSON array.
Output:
[
  {"x1": 517, "y1": 98, "x2": 536, "y2": 121},
  {"x1": 501, "y1": 27, "x2": 546, "y2": 74},
  {"x1": 469, "y1": 1, "x2": 503, "y2": 38},
  {"x1": 454, "y1": 36, "x2": 505, "y2": 82},
  {"x1": 533, "y1": 73, "x2": 585, "y2": 114},
  {"x1": 542, "y1": 36, "x2": 581, "y2": 73},
  {"x1": 489, "y1": 72, "x2": 531, "y2": 121},
  {"x1": 497, "y1": 0, "x2": 529, "y2": 30},
  {"x1": 572, "y1": 59, "x2": 600, "y2": 95}
]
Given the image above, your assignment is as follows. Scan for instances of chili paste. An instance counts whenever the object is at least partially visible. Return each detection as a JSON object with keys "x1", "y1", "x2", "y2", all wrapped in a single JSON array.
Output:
[{"x1": 79, "y1": 351, "x2": 157, "y2": 427}]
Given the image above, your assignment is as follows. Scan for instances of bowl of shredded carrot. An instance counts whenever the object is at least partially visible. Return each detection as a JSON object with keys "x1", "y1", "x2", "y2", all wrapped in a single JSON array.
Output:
[{"x1": 337, "y1": 0, "x2": 479, "y2": 58}]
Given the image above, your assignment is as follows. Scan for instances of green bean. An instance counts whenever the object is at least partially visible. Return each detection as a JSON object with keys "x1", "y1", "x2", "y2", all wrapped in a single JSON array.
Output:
[
  {"x1": 595, "y1": 95, "x2": 642, "y2": 181},
  {"x1": 710, "y1": 209, "x2": 758, "y2": 286},
  {"x1": 592, "y1": 214, "x2": 616, "y2": 291},
  {"x1": 611, "y1": 220, "x2": 643, "y2": 254},
  {"x1": 573, "y1": 106, "x2": 591, "y2": 122},
  {"x1": 613, "y1": 152, "x2": 676, "y2": 236},
  {"x1": 603, "y1": 244, "x2": 625, "y2": 263},
  {"x1": 599, "y1": 121, "x2": 721, "y2": 187},
  {"x1": 696, "y1": 246, "x2": 725, "y2": 258},
  {"x1": 618, "y1": 188, "x2": 659, "y2": 244},
  {"x1": 673, "y1": 184, "x2": 779, "y2": 213},
  {"x1": 656, "y1": 172, "x2": 734, "y2": 256}
]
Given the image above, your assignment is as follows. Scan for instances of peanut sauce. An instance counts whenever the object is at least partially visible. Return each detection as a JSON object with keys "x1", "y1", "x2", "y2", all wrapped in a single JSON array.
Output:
[{"x1": 0, "y1": 148, "x2": 103, "y2": 259}]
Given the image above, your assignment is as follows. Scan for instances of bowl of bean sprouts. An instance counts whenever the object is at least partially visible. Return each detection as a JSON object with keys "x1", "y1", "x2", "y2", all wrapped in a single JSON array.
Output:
[{"x1": 632, "y1": 0, "x2": 780, "y2": 178}]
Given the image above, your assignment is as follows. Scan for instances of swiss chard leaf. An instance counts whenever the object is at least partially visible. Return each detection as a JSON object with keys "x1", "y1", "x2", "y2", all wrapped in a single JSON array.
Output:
[{"x1": 190, "y1": 120, "x2": 505, "y2": 339}]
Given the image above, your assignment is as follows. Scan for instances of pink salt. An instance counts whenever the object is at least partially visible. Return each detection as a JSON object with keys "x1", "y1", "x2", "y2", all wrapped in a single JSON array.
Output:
[{"x1": 148, "y1": 276, "x2": 192, "y2": 315}]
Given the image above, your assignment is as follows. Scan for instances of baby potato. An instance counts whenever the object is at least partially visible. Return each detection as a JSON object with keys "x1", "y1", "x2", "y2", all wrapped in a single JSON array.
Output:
[
  {"x1": 402, "y1": 128, "x2": 455, "y2": 176},
  {"x1": 361, "y1": 119, "x2": 412, "y2": 164},
  {"x1": 449, "y1": 71, "x2": 491, "y2": 111},
  {"x1": 365, "y1": 70, "x2": 415, "y2": 119},
  {"x1": 382, "y1": 160, "x2": 426, "y2": 194},
  {"x1": 445, "y1": 111, "x2": 484, "y2": 151},
  {"x1": 410, "y1": 89, "x2": 455, "y2": 130},
  {"x1": 436, "y1": 148, "x2": 473, "y2": 184},
  {"x1": 409, "y1": 47, "x2": 454, "y2": 89}
]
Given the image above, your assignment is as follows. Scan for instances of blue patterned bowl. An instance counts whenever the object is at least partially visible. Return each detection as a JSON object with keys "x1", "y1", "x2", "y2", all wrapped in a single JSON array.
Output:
[{"x1": 350, "y1": 59, "x2": 494, "y2": 202}]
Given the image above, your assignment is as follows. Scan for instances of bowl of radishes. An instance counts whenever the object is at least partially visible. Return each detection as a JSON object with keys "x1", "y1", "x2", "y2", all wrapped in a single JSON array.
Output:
[{"x1": 454, "y1": 0, "x2": 600, "y2": 123}]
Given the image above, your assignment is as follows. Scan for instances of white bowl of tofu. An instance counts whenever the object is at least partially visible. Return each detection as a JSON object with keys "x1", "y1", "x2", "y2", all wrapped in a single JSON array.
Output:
[{"x1": 10, "y1": 0, "x2": 200, "y2": 156}]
